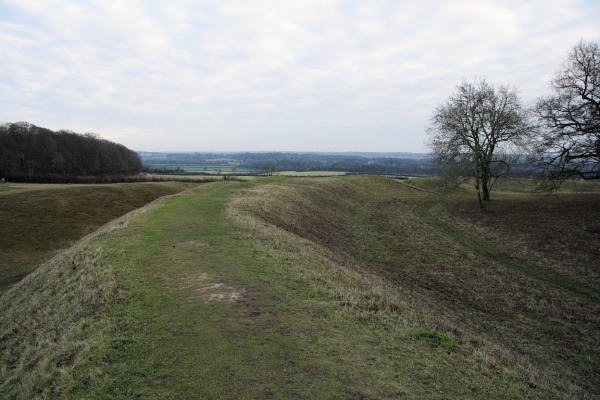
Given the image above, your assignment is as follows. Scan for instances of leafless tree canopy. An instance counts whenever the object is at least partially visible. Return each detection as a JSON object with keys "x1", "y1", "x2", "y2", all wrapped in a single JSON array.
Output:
[
  {"x1": 427, "y1": 79, "x2": 530, "y2": 204},
  {"x1": 0, "y1": 122, "x2": 142, "y2": 180},
  {"x1": 532, "y1": 40, "x2": 600, "y2": 189}
]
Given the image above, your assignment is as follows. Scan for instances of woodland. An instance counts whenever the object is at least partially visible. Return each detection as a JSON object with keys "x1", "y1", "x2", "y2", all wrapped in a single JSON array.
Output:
[{"x1": 0, "y1": 122, "x2": 142, "y2": 183}]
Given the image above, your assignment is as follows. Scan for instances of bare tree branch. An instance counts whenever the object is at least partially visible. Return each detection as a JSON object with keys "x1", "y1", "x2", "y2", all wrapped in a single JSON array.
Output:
[
  {"x1": 531, "y1": 40, "x2": 600, "y2": 188},
  {"x1": 427, "y1": 79, "x2": 531, "y2": 206}
]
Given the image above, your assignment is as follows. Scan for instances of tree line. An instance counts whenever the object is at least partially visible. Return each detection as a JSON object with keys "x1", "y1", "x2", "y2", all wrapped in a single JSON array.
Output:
[
  {"x1": 139, "y1": 151, "x2": 435, "y2": 176},
  {"x1": 254, "y1": 158, "x2": 435, "y2": 175},
  {"x1": 0, "y1": 122, "x2": 142, "y2": 182},
  {"x1": 427, "y1": 40, "x2": 599, "y2": 206}
]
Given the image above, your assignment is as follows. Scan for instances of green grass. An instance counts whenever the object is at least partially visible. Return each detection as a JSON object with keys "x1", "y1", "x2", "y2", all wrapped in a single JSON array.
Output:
[
  {"x1": 62, "y1": 181, "x2": 487, "y2": 399},
  {"x1": 1, "y1": 175, "x2": 597, "y2": 398},
  {"x1": 0, "y1": 181, "x2": 199, "y2": 293}
]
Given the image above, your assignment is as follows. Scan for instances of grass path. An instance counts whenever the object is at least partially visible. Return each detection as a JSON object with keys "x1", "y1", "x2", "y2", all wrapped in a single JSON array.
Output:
[
  {"x1": 69, "y1": 181, "x2": 416, "y2": 399},
  {"x1": 66, "y1": 181, "x2": 376, "y2": 398}
]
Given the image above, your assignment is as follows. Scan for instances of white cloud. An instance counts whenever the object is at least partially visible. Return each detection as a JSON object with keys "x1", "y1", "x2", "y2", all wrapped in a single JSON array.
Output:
[{"x1": 1, "y1": 0, "x2": 599, "y2": 151}]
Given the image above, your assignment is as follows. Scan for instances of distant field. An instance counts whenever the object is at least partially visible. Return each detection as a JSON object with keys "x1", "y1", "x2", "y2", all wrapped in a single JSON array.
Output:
[
  {"x1": 0, "y1": 181, "x2": 199, "y2": 293},
  {"x1": 147, "y1": 170, "x2": 351, "y2": 180},
  {"x1": 1, "y1": 176, "x2": 598, "y2": 399},
  {"x1": 147, "y1": 174, "x2": 258, "y2": 181},
  {"x1": 144, "y1": 164, "x2": 252, "y2": 173},
  {"x1": 144, "y1": 164, "x2": 354, "y2": 177},
  {"x1": 277, "y1": 170, "x2": 348, "y2": 176}
]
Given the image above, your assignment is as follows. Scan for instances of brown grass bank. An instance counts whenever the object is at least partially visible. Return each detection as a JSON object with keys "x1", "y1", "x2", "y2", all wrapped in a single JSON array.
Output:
[{"x1": 227, "y1": 175, "x2": 599, "y2": 398}]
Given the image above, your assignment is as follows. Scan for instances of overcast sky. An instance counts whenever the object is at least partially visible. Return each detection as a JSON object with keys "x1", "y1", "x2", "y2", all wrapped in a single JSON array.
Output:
[{"x1": 1, "y1": 1, "x2": 599, "y2": 153}]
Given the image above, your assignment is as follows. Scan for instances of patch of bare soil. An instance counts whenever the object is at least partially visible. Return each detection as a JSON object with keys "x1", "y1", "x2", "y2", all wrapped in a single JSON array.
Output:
[
  {"x1": 167, "y1": 240, "x2": 213, "y2": 249},
  {"x1": 196, "y1": 282, "x2": 244, "y2": 303},
  {"x1": 250, "y1": 187, "x2": 351, "y2": 250},
  {"x1": 164, "y1": 269, "x2": 244, "y2": 304}
]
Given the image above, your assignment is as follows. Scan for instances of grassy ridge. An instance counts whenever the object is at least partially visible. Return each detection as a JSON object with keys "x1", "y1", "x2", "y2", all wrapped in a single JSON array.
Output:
[
  {"x1": 0, "y1": 181, "x2": 198, "y2": 293},
  {"x1": 1, "y1": 176, "x2": 597, "y2": 398},
  {"x1": 228, "y1": 176, "x2": 599, "y2": 398}
]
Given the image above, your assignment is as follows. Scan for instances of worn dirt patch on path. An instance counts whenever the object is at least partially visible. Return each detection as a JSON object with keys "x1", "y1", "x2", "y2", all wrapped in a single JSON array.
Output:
[
  {"x1": 167, "y1": 240, "x2": 213, "y2": 249},
  {"x1": 165, "y1": 270, "x2": 244, "y2": 303},
  {"x1": 196, "y1": 282, "x2": 244, "y2": 303}
]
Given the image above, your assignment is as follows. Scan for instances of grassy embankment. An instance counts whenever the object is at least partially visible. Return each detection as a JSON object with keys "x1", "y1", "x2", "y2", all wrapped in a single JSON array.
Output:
[
  {"x1": 1, "y1": 176, "x2": 598, "y2": 398},
  {"x1": 0, "y1": 181, "x2": 199, "y2": 293}
]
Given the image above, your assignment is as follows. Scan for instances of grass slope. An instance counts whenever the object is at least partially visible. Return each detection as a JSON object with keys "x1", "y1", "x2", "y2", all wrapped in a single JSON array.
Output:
[
  {"x1": 1, "y1": 176, "x2": 598, "y2": 398},
  {"x1": 227, "y1": 176, "x2": 599, "y2": 398},
  {"x1": 0, "y1": 181, "x2": 198, "y2": 293}
]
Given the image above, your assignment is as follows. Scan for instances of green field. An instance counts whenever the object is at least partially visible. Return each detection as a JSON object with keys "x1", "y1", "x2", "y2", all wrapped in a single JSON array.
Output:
[
  {"x1": 147, "y1": 174, "x2": 257, "y2": 181},
  {"x1": 145, "y1": 165, "x2": 351, "y2": 177},
  {"x1": 144, "y1": 164, "x2": 252, "y2": 174},
  {"x1": 1, "y1": 176, "x2": 598, "y2": 399},
  {"x1": 277, "y1": 170, "x2": 349, "y2": 176},
  {"x1": 147, "y1": 170, "x2": 349, "y2": 181}
]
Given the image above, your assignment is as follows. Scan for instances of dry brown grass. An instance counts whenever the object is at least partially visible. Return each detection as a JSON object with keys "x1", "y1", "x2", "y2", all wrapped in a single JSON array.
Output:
[
  {"x1": 444, "y1": 193, "x2": 600, "y2": 287},
  {"x1": 226, "y1": 175, "x2": 599, "y2": 399}
]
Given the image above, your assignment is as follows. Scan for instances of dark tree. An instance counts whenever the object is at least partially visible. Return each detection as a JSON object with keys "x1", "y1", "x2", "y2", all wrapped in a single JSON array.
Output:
[
  {"x1": 427, "y1": 79, "x2": 531, "y2": 206},
  {"x1": 531, "y1": 40, "x2": 600, "y2": 189},
  {"x1": 0, "y1": 122, "x2": 142, "y2": 181},
  {"x1": 257, "y1": 164, "x2": 279, "y2": 176}
]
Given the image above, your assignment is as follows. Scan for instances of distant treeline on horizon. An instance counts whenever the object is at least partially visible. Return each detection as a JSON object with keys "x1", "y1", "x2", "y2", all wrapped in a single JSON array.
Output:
[
  {"x1": 0, "y1": 122, "x2": 142, "y2": 182},
  {"x1": 140, "y1": 151, "x2": 539, "y2": 177},
  {"x1": 140, "y1": 151, "x2": 437, "y2": 175}
]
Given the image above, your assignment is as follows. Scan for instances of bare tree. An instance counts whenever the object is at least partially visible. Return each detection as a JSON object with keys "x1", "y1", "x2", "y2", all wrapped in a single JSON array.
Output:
[
  {"x1": 531, "y1": 40, "x2": 600, "y2": 190},
  {"x1": 427, "y1": 79, "x2": 531, "y2": 206}
]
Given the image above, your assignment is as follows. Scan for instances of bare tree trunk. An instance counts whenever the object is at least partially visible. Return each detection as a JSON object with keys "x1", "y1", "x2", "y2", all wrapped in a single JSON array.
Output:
[
  {"x1": 481, "y1": 179, "x2": 491, "y2": 201},
  {"x1": 475, "y1": 163, "x2": 484, "y2": 208},
  {"x1": 476, "y1": 181, "x2": 484, "y2": 208}
]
